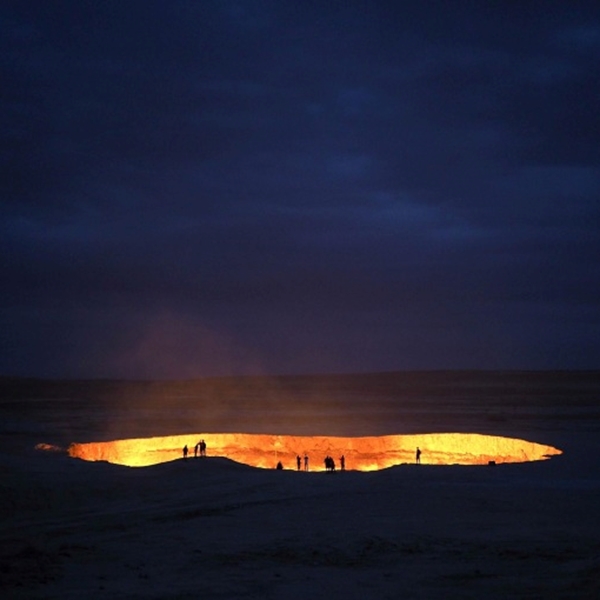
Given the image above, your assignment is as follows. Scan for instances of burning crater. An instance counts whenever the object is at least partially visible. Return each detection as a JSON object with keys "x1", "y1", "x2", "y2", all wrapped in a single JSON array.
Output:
[{"x1": 62, "y1": 433, "x2": 562, "y2": 471}]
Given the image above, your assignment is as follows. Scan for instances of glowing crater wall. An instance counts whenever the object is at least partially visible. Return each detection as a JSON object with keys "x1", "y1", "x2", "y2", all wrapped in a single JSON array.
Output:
[{"x1": 66, "y1": 433, "x2": 562, "y2": 470}]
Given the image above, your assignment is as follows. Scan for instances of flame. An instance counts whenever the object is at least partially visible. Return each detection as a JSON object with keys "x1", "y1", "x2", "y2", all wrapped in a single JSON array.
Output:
[{"x1": 64, "y1": 433, "x2": 562, "y2": 470}]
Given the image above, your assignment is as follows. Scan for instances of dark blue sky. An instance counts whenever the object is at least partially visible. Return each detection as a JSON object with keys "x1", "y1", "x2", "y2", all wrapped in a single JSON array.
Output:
[{"x1": 2, "y1": 1, "x2": 600, "y2": 378}]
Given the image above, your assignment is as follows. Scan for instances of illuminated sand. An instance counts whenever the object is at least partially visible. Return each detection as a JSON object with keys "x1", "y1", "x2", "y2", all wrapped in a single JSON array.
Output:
[{"x1": 66, "y1": 432, "x2": 562, "y2": 470}]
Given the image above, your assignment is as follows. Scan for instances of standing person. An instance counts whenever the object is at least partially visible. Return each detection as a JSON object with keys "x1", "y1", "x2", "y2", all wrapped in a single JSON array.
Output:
[
  {"x1": 200, "y1": 440, "x2": 206, "y2": 456},
  {"x1": 183, "y1": 445, "x2": 188, "y2": 460},
  {"x1": 296, "y1": 455, "x2": 301, "y2": 471},
  {"x1": 304, "y1": 454, "x2": 309, "y2": 471},
  {"x1": 416, "y1": 447, "x2": 421, "y2": 464},
  {"x1": 193, "y1": 443, "x2": 199, "y2": 458},
  {"x1": 340, "y1": 455, "x2": 345, "y2": 470}
]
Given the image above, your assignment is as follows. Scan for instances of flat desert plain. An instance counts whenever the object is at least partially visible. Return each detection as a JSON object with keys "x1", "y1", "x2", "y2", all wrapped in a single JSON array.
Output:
[{"x1": 1, "y1": 371, "x2": 600, "y2": 599}]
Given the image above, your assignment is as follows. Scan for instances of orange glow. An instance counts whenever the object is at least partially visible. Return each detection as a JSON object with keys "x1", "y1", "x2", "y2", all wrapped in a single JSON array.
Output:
[{"x1": 64, "y1": 433, "x2": 562, "y2": 470}]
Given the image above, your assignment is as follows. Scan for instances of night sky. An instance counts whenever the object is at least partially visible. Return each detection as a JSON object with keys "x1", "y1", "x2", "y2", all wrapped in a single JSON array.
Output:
[{"x1": 2, "y1": 1, "x2": 600, "y2": 379}]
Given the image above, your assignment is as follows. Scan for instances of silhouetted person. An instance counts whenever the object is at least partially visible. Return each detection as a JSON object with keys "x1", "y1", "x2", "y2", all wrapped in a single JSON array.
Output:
[
  {"x1": 193, "y1": 443, "x2": 199, "y2": 458},
  {"x1": 304, "y1": 454, "x2": 309, "y2": 471},
  {"x1": 416, "y1": 447, "x2": 421, "y2": 464},
  {"x1": 276, "y1": 461, "x2": 283, "y2": 470},
  {"x1": 183, "y1": 445, "x2": 188, "y2": 460},
  {"x1": 296, "y1": 455, "x2": 301, "y2": 471},
  {"x1": 200, "y1": 440, "x2": 206, "y2": 457},
  {"x1": 340, "y1": 455, "x2": 345, "y2": 470}
]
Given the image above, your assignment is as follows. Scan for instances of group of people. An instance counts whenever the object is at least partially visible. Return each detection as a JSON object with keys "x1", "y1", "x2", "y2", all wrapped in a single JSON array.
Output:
[
  {"x1": 182, "y1": 443, "x2": 423, "y2": 467},
  {"x1": 182, "y1": 440, "x2": 207, "y2": 460},
  {"x1": 289, "y1": 454, "x2": 346, "y2": 472},
  {"x1": 323, "y1": 454, "x2": 345, "y2": 472}
]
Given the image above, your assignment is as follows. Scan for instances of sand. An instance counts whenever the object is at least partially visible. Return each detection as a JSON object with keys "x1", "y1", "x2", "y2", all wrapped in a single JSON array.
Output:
[{"x1": 1, "y1": 373, "x2": 600, "y2": 599}]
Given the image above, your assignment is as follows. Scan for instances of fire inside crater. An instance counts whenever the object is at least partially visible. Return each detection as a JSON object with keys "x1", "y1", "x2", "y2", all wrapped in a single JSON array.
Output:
[{"x1": 64, "y1": 433, "x2": 562, "y2": 471}]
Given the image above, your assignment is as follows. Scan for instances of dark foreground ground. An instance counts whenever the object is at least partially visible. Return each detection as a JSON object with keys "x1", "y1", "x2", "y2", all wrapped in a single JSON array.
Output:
[{"x1": 1, "y1": 371, "x2": 600, "y2": 599}]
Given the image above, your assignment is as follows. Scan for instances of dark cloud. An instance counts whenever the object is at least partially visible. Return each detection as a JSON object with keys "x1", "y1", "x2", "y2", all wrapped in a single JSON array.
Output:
[{"x1": 1, "y1": 1, "x2": 600, "y2": 377}]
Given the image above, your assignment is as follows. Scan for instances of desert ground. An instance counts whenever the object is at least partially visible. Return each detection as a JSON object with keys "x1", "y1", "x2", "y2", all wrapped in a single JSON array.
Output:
[{"x1": 1, "y1": 371, "x2": 600, "y2": 599}]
